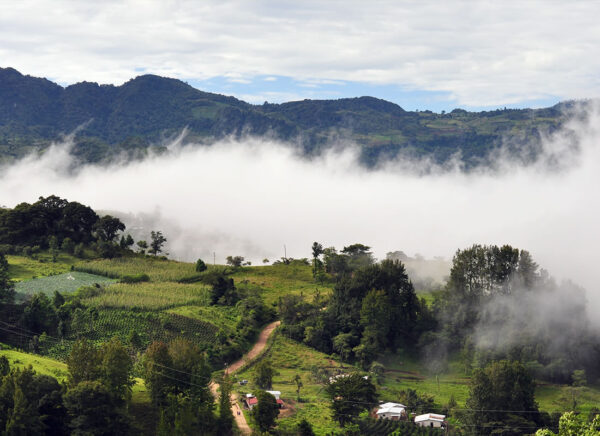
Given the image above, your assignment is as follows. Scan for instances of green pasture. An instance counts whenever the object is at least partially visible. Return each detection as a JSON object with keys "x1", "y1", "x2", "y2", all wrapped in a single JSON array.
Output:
[
  {"x1": 234, "y1": 334, "x2": 345, "y2": 435},
  {"x1": 231, "y1": 263, "x2": 333, "y2": 305},
  {"x1": 6, "y1": 253, "x2": 79, "y2": 282}
]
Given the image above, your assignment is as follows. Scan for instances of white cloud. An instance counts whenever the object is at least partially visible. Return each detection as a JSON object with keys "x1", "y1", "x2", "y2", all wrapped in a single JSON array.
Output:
[
  {"x1": 1, "y1": 1, "x2": 599, "y2": 106},
  {"x1": 1, "y1": 104, "x2": 600, "y2": 322}
]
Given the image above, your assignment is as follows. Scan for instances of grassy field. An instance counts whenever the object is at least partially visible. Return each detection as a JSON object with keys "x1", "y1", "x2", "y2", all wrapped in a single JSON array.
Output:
[
  {"x1": 0, "y1": 348, "x2": 69, "y2": 380},
  {"x1": 6, "y1": 253, "x2": 80, "y2": 281},
  {"x1": 231, "y1": 263, "x2": 334, "y2": 305},
  {"x1": 15, "y1": 271, "x2": 116, "y2": 300},
  {"x1": 234, "y1": 334, "x2": 345, "y2": 435}
]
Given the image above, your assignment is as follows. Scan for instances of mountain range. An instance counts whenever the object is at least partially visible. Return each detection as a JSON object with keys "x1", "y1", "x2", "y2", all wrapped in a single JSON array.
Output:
[{"x1": 0, "y1": 67, "x2": 570, "y2": 166}]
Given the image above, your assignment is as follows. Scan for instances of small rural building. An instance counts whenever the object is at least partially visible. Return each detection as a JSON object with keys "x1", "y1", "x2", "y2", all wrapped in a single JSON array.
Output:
[
  {"x1": 265, "y1": 390, "x2": 281, "y2": 400},
  {"x1": 414, "y1": 413, "x2": 446, "y2": 428},
  {"x1": 376, "y1": 402, "x2": 407, "y2": 420},
  {"x1": 245, "y1": 394, "x2": 258, "y2": 410},
  {"x1": 245, "y1": 392, "x2": 284, "y2": 409},
  {"x1": 265, "y1": 390, "x2": 285, "y2": 408}
]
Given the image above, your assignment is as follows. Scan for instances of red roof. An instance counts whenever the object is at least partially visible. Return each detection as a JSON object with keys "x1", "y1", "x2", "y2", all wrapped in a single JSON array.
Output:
[
  {"x1": 247, "y1": 397, "x2": 258, "y2": 405},
  {"x1": 276, "y1": 399, "x2": 284, "y2": 405}
]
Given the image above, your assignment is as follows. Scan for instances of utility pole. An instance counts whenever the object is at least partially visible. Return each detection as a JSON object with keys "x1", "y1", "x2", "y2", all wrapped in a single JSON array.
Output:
[
  {"x1": 283, "y1": 244, "x2": 287, "y2": 260},
  {"x1": 213, "y1": 252, "x2": 216, "y2": 266}
]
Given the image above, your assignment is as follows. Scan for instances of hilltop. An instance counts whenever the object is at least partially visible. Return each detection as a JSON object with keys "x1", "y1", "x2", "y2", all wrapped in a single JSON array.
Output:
[{"x1": 0, "y1": 67, "x2": 571, "y2": 166}]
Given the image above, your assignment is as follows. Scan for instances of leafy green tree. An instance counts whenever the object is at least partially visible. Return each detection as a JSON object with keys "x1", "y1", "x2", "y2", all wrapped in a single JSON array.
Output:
[
  {"x1": 64, "y1": 380, "x2": 130, "y2": 435},
  {"x1": 143, "y1": 341, "x2": 174, "y2": 407},
  {"x1": 99, "y1": 337, "x2": 134, "y2": 402},
  {"x1": 572, "y1": 369, "x2": 587, "y2": 387},
  {"x1": 333, "y1": 332, "x2": 357, "y2": 362},
  {"x1": 66, "y1": 339, "x2": 101, "y2": 387},
  {"x1": 4, "y1": 385, "x2": 41, "y2": 436},
  {"x1": 0, "y1": 356, "x2": 9, "y2": 377},
  {"x1": 149, "y1": 230, "x2": 167, "y2": 256},
  {"x1": 536, "y1": 411, "x2": 600, "y2": 435},
  {"x1": 93, "y1": 215, "x2": 125, "y2": 242},
  {"x1": 325, "y1": 373, "x2": 377, "y2": 427},
  {"x1": 253, "y1": 359, "x2": 275, "y2": 390},
  {"x1": 217, "y1": 374, "x2": 233, "y2": 435},
  {"x1": 21, "y1": 293, "x2": 58, "y2": 335},
  {"x1": 311, "y1": 242, "x2": 324, "y2": 279},
  {"x1": 0, "y1": 253, "x2": 15, "y2": 304},
  {"x1": 293, "y1": 374, "x2": 303, "y2": 401},
  {"x1": 136, "y1": 240, "x2": 148, "y2": 254},
  {"x1": 251, "y1": 390, "x2": 279, "y2": 432},
  {"x1": 464, "y1": 360, "x2": 539, "y2": 435},
  {"x1": 73, "y1": 242, "x2": 85, "y2": 258},
  {"x1": 195, "y1": 259, "x2": 207, "y2": 272},
  {"x1": 226, "y1": 255, "x2": 244, "y2": 267},
  {"x1": 297, "y1": 418, "x2": 316, "y2": 436}
]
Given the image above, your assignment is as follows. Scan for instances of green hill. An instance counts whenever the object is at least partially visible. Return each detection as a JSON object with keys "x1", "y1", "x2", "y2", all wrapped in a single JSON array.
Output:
[{"x1": 0, "y1": 66, "x2": 574, "y2": 166}]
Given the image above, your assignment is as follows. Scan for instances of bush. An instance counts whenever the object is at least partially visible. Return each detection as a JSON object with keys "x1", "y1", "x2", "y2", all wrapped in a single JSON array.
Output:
[{"x1": 120, "y1": 273, "x2": 151, "y2": 284}]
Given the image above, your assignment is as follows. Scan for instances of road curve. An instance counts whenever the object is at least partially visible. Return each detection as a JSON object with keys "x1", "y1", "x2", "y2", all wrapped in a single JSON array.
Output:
[{"x1": 211, "y1": 320, "x2": 281, "y2": 435}]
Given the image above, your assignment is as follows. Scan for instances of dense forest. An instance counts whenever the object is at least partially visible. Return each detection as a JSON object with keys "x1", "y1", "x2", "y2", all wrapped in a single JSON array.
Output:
[{"x1": 0, "y1": 67, "x2": 572, "y2": 167}]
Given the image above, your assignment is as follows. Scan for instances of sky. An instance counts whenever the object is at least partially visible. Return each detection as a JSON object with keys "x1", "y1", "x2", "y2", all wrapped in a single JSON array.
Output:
[{"x1": 1, "y1": 0, "x2": 600, "y2": 112}]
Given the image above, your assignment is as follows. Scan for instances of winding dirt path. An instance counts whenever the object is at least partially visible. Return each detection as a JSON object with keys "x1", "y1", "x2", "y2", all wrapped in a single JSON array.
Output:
[{"x1": 210, "y1": 320, "x2": 280, "y2": 435}]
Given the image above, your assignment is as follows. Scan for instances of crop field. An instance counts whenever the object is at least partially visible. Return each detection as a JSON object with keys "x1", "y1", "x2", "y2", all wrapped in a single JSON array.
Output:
[
  {"x1": 74, "y1": 257, "x2": 201, "y2": 281},
  {"x1": 231, "y1": 263, "x2": 334, "y2": 305},
  {"x1": 14, "y1": 271, "x2": 116, "y2": 300},
  {"x1": 80, "y1": 281, "x2": 211, "y2": 310},
  {"x1": 167, "y1": 305, "x2": 240, "y2": 335}
]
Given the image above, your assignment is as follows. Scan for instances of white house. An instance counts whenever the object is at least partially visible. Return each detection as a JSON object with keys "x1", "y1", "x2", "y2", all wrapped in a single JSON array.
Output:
[
  {"x1": 265, "y1": 390, "x2": 281, "y2": 400},
  {"x1": 376, "y1": 402, "x2": 407, "y2": 420},
  {"x1": 414, "y1": 413, "x2": 446, "y2": 428}
]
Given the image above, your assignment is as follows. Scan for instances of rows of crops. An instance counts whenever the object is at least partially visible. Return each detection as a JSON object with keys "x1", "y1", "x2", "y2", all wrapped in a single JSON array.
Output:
[
  {"x1": 35, "y1": 308, "x2": 220, "y2": 360},
  {"x1": 14, "y1": 271, "x2": 116, "y2": 301},
  {"x1": 74, "y1": 257, "x2": 198, "y2": 282},
  {"x1": 80, "y1": 281, "x2": 211, "y2": 310}
]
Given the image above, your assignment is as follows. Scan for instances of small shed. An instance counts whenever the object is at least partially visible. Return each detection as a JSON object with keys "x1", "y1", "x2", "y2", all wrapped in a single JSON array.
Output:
[
  {"x1": 376, "y1": 402, "x2": 407, "y2": 420},
  {"x1": 414, "y1": 413, "x2": 446, "y2": 428}
]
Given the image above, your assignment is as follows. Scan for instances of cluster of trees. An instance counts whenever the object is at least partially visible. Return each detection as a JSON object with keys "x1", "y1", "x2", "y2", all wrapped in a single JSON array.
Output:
[
  {"x1": 430, "y1": 244, "x2": 600, "y2": 384},
  {"x1": 0, "y1": 195, "x2": 168, "y2": 260},
  {"x1": 141, "y1": 338, "x2": 229, "y2": 435},
  {"x1": 0, "y1": 337, "x2": 133, "y2": 435},
  {"x1": 281, "y1": 243, "x2": 433, "y2": 367}
]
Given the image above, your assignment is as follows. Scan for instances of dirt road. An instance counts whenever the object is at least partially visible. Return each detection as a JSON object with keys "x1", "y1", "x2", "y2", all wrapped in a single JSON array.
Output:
[{"x1": 210, "y1": 320, "x2": 281, "y2": 435}]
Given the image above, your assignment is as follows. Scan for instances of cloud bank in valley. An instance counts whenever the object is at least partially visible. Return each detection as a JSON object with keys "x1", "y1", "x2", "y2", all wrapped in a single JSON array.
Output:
[{"x1": 1, "y1": 104, "x2": 599, "y2": 315}]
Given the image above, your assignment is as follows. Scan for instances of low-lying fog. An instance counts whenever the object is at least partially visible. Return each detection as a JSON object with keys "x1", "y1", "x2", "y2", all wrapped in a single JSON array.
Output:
[{"x1": 1, "y1": 104, "x2": 599, "y2": 316}]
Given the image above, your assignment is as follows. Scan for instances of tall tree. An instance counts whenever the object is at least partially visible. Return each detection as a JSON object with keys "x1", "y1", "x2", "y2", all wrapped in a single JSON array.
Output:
[
  {"x1": 251, "y1": 390, "x2": 279, "y2": 433},
  {"x1": 99, "y1": 337, "x2": 134, "y2": 403},
  {"x1": 149, "y1": 231, "x2": 167, "y2": 256},
  {"x1": 464, "y1": 360, "x2": 540, "y2": 435},
  {"x1": 66, "y1": 339, "x2": 101, "y2": 387},
  {"x1": 0, "y1": 253, "x2": 15, "y2": 304},
  {"x1": 253, "y1": 359, "x2": 275, "y2": 390},
  {"x1": 326, "y1": 373, "x2": 377, "y2": 427},
  {"x1": 93, "y1": 215, "x2": 125, "y2": 242}
]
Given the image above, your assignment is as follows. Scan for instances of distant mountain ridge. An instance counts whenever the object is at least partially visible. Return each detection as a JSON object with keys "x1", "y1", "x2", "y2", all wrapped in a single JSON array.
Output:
[{"x1": 0, "y1": 66, "x2": 570, "y2": 165}]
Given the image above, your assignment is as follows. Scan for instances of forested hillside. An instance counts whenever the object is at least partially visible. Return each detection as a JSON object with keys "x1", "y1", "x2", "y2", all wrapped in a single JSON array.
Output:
[{"x1": 0, "y1": 67, "x2": 570, "y2": 166}]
